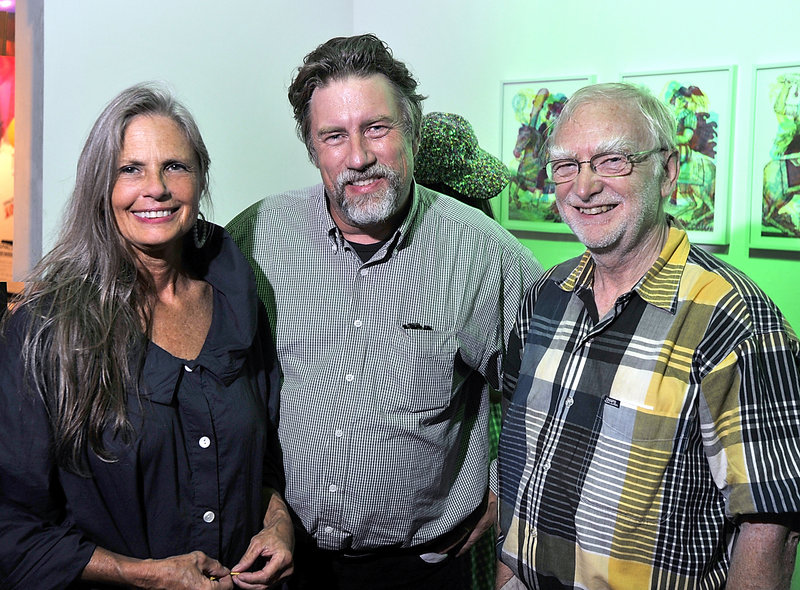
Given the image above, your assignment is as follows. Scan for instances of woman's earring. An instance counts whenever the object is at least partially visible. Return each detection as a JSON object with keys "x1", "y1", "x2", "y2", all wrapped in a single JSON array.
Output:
[{"x1": 193, "y1": 211, "x2": 209, "y2": 249}]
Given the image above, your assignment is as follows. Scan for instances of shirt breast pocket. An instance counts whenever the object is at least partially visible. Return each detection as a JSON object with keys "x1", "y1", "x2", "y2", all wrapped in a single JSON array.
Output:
[
  {"x1": 575, "y1": 397, "x2": 688, "y2": 525},
  {"x1": 382, "y1": 329, "x2": 457, "y2": 413}
]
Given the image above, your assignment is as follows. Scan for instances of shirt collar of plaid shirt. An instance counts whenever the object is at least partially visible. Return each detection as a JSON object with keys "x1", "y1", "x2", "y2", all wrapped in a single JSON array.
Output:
[{"x1": 559, "y1": 217, "x2": 688, "y2": 314}]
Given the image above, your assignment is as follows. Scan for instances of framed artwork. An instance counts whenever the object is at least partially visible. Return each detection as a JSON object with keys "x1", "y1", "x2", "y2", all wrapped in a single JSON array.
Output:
[
  {"x1": 622, "y1": 67, "x2": 736, "y2": 245},
  {"x1": 749, "y1": 63, "x2": 800, "y2": 251},
  {"x1": 499, "y1": 75, "x2": 595, "y2": 233}
]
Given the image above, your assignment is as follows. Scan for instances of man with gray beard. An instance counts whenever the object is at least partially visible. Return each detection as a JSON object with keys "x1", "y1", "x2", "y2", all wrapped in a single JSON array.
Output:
[{"x1": 227, "y1": 34, "x2": 541, "y2": 589}]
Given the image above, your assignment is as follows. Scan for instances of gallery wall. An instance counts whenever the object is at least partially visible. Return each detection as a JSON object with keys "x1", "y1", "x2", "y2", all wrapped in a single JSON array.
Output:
[{"x1": 22, "y1": 0, "x2": 800, "y2": 332}]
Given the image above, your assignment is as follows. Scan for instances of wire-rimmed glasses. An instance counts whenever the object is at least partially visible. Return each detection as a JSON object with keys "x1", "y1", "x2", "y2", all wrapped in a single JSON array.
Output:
[{"x1": 545, "y1": 148, "x2": 667, "y2": 184}]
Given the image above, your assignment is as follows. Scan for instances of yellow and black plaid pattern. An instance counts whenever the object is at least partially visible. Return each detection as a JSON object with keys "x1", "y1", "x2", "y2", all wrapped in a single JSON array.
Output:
[{"x1": 498, "y1": 226, "x2": 800, "y2": 589}]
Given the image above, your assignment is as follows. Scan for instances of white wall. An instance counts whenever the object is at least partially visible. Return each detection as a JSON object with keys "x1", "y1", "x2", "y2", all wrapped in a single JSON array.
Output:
[{"x1": 34, "y1": 0, "x2": 354, "y2": 258}]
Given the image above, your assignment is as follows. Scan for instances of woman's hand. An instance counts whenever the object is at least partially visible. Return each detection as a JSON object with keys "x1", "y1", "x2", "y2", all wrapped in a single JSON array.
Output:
[
  {"x1": 136, "y1": 551, "x2": 235, "y2": 590},
  {"x1": 229, "y1": 490, "x2": 294, "y2": 589},
  {"x1": 82, "y1": 547, "x2": 234, "y2": 589}
]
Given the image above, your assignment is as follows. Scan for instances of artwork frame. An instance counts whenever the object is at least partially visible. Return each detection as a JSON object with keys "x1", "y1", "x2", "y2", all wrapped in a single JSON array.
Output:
[
  {"x1": 499, "y1": 75, "x2": 595, "y2": 234},
  {"x1": 621, "y1": 66, "x2": 736, "y2": 245},
  {"x1": 749, "y1": 63, "x2": 800, "y2": 251}
]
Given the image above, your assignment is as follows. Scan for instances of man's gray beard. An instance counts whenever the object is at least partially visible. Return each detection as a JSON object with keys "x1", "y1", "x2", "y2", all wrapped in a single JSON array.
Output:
[
  {"x1": 332, "y1": 163, "x2": 404, "y2": 226},
  {"x1": 556, "y1": 171, "x2": 664, "y2": 252}
]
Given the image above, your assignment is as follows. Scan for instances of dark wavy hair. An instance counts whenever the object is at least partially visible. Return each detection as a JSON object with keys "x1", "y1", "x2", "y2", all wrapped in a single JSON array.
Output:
[
  {"x1": 9, "y1": 82, "x2": 210, "y2": 474},
  {"x1": 288, "y1": 33, "x2": 426, "y2": 164}
]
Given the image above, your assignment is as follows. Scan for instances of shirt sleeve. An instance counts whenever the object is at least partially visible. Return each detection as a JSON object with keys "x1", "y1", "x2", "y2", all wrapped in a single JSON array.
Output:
[
  {"x1": 486, "y1": 246, "x2": 542, "y2": 393},
  {"x1": 701, "y1": 326, "x2": 800, "y2": 518},
  {"x1": 0, "y1": 310, "x2": 96, "y2": 589},
  {"x1": 254, "y1": 303, "x2": 286, "y2": 494},
  {"x1": 501, "y1": 262, "x2": 552, "y2": 406}
]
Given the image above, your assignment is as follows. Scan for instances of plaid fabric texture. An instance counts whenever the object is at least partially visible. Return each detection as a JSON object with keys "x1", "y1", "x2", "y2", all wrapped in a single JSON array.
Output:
[
  {"x1": 228, "y1": 183, "x2": 541, "y2": 552},
  {"x1": 498, "y1": 226, "x2": 800, "y2": 589}
]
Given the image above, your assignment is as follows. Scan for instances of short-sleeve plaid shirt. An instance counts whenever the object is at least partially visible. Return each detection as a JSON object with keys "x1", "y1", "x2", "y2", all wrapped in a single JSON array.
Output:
[
  {"x1": 498, "y1": 226, "x2": 800, "y2": 589},
  {"x1": 227, "y1": 183, "x2": 541, "y2": 551}
]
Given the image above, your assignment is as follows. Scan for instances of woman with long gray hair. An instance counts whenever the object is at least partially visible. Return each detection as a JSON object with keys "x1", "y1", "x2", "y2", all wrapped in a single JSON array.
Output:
[{"x1": 0, "y1": 83, "x2": 293, "y2": 589}]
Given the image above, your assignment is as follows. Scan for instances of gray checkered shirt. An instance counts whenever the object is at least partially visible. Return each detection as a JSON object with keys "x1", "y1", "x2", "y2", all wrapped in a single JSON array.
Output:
[{"x1": 227, "y1": 183, "x2": 541, "y2": 551}]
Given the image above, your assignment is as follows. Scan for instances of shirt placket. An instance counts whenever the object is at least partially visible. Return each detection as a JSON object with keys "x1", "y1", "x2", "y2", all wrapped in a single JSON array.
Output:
[
  {"x1": 178, "y1": 363, "x2": 221, "y2": 557},
  {"x1": 316, "y1": 245, "x2": 385, "y2": 549}
]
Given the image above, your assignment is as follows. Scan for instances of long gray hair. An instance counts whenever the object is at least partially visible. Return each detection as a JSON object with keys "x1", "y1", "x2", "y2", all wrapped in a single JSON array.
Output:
[{"x1": 11, "y1": 82, "x2": 210, "y2": 474}]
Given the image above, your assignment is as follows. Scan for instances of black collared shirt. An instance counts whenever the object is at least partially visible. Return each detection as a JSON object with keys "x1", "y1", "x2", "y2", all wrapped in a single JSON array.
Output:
[{"x1": 0, "y1": 227, "x2": 280, "y2": 589}]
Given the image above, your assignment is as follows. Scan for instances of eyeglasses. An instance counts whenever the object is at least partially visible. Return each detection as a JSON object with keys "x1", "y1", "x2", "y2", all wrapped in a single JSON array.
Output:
[{"x1": 545, "y1": 148, "x2": 667, "y2": 184}]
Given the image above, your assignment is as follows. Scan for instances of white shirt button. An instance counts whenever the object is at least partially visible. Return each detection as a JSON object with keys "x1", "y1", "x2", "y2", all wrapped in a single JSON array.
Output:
[
  {"x1": 329, "y1": 484, "x2": 338, "y2": 493},
  {"x1": 331, "y1": 244, "x2": 337, "y2": 252},
  {"x1": 543, "y1": 462, "x2": 551, "y2": 472},
  {"x1": 325, "y1": 526, "x2": 334, "y2": 534},
  {"x1": 203, "y1": 510, "x2": 215, "y2": 523},
  {"x1": 334, "y1": 428, "x2": 343, "y2": 438},
  {"x1": 565, "y1": 397, "x2": 574, "y2": 408},
  {"x1": 345, "y1": 374, "x2": 354, "y2": 382},
  {"x1": 184, "y1": 365, "x2": 193, "y2": 372},
  {"x1": 198, "y1": 436, "x2": 211, "y2": 448},
  {"x1": 532, "y1": 527, "x2": 538, "y2": 538},
  {"x1": 353, "y1": 319, "x2": 363, "y2": 328},
  {"x1": 360, "y1": 268, "x2": 368, "y2": 276}
]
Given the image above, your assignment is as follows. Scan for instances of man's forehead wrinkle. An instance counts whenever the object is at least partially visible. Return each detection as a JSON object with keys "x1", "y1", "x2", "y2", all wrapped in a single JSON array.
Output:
[
  {"x1": 550, "y1": 102, "x2": 647, "y2": 158},
  {"x1": 550, "y1": 136, "x2": 635, "y2": 160}
]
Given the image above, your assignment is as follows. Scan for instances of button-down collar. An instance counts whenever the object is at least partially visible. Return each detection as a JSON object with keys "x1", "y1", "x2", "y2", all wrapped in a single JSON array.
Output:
[{"x1": 557, "y1": 223, "x2": 689, "y2": 315}]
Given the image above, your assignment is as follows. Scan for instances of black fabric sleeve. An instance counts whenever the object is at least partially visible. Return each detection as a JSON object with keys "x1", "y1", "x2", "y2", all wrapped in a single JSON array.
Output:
[
  {"x1": 255, "y1": 302, "x2": 286, "y2": 495},
  {"x1": 0, "y1": 309, "x2": 96, "y2": 589}
]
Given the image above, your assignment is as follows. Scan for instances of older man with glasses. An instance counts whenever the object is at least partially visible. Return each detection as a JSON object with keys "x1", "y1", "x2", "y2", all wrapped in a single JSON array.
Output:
[{"x1": 495, "y1": 82, "x2": 800, "y2": 590}]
